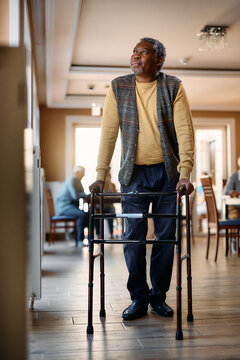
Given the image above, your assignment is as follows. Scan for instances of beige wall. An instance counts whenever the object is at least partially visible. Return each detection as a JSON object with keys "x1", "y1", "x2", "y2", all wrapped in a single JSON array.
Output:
[
  {"x1": 40, "y1": 106, "x2": 91, "y2": 181},
  {"x1": 0, "y1": 0, "x2": 9, "y2": 45},
  {"x1": 40, "y1": 106, "x2": 240, "y2": 181},
  {"x1": 0, "y1": 46, "x2": 27, "y2": 360}
]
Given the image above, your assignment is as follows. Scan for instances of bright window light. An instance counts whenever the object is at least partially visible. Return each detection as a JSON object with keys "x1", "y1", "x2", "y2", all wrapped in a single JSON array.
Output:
[
  {"x1": 75, "y1": 128, "x2": 101, "y2": 191},
  {"x1": 75, "y1": 127, "x2": 121, "y2": 192},
  {"x1": 9, "y1": 0, "x2": 20, "y2": 46}
]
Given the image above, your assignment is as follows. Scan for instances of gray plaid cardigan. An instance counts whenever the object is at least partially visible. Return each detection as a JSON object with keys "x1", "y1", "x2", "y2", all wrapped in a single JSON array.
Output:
[{"x1": 112, "y1": 72, "x2": 181, "y2": 186}]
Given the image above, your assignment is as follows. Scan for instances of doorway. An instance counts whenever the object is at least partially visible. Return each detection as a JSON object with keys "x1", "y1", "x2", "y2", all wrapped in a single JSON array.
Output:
[
  {"x1": 193, "y1": 117, "x2": 236, "y2": 233},
  {"x1": 195, "y1": 128, "x2": 225, "y2": 209}
]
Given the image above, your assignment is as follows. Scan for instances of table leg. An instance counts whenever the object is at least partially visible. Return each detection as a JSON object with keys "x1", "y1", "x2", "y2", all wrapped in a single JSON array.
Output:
[{"x1": 225, "y1": 204, "x2": 229, "y2": 256}]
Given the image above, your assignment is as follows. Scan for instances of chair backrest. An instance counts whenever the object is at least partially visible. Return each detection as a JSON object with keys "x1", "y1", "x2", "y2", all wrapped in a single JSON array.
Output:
[
  {"x1": 200, "y1": 177, "x2": 218, "y2": 225},
  {"x1": 45, "y1": 188, "x2": 55, "y2": 218}
]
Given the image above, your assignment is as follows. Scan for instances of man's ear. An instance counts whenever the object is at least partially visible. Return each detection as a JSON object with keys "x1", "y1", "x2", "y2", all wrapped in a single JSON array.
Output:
[{"x1": 157, "y1": 56, "x2": 162, "y2": 67}]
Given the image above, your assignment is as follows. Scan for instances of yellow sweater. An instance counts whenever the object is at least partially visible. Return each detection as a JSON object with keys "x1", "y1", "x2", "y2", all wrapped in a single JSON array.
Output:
[{"x1": 97, "y1": 80, "x2": 194, "y2": 181}]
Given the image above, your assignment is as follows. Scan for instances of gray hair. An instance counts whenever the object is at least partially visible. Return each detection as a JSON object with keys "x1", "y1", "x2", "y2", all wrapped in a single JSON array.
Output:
[
  {"x1": 73, "y1": 165, "x2": 85, "y2": 174},
  {"x1": 140, "y1": 37, "x2": 166, "y2": 70}
]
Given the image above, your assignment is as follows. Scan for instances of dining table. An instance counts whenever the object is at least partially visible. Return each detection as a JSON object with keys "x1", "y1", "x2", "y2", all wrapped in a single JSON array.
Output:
[
  {"x1": 222, "y1": 195, "x2": 240, "y2": 255},
  {"x1": 222, "y1": 195, "x2": 240, "y2": 218}
]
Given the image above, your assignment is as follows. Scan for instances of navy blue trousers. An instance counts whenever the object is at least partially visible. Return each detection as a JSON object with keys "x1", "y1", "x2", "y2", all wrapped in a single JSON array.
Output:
[{"x1": 121, "y1": 163, "x2": 177, "y2": 305}]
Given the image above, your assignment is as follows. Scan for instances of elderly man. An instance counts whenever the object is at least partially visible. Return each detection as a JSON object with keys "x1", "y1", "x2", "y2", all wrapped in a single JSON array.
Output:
[{"x1": 90, "y1": 37, "x2": 194, "y2": 320}]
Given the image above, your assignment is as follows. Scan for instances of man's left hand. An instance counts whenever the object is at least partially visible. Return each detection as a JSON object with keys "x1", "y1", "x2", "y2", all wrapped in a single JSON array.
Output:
[
  {"x1": 176, "y1": 178, "x2": 194, "y2": 195},
  {"x1": 230, "y1": 190, "x2": 240, "y2": 198}
]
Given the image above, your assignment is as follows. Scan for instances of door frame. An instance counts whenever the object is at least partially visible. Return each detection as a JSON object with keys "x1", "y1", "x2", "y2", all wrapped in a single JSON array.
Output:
[{"x1": 193, "y1": 117, "x2": 236, "y2": 178}]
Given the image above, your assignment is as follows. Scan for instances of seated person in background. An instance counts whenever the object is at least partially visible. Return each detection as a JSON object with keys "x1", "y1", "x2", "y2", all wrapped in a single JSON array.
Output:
[
  {"x1": 224, "y1": 156, "x2": 240, "y2": 253},
  {"x1": 95, "y1": 172, "x2": 117, "y2": 240},
  {"x1": 56, "y1": 166, "x2": 88, "y2": 246},
  {"x1": 224, "y1": 156, "x2": 240, "y2": 219}
]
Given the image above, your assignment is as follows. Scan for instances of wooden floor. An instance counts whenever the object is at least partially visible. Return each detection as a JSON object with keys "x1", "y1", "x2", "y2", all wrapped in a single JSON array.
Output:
[{"x1": 29, "y1": 235, "x2": 240, "y2": 360}]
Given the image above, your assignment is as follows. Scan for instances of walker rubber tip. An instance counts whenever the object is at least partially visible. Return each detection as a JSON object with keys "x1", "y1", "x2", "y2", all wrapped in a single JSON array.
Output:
[
  {"x1": 100, "y1": 309, "x2": 106, "y2": 317},
  {"x1": 87, "y1": 325, "x2": 94, "y2": 334},
  {"x1": 176, "y1": 330, "x2": 183, "y2": 340},
  {"x1": 187, "y1": 313, "x2": 194, "y2": 322}
]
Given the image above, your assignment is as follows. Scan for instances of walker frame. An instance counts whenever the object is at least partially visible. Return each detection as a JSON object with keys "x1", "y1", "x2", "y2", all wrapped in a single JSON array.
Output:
[{"x1": 86, "y1": 187, "x2": 194, "y2": 340}]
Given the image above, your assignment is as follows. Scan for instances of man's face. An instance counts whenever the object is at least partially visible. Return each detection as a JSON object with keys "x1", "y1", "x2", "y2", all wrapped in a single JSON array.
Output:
[{"x1": 130, "y1": 41, "x2": 161, "y2": 78}]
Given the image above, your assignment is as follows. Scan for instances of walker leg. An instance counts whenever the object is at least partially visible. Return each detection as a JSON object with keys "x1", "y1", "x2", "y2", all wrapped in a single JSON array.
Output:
[
  {"x1": 100, "y1": 254, "x2": 106, "y2": 318},
  {"x1": 186, "y1": 194, "x2": 194, "y2": 322},
  {"x1": 87, "y1": 206, "x2": 95, "y2": 334},
  {"x1": 87, "y1": 240, "x2": 94, "y2": 334},
  {"x1": 74, "y1": 221, "x2": 77, "y2": 248},
  {"x1": 99, "y1": 202, "x2": 106, "y2": 318},
  {"x1": 186, "y1": 262, "x2": 194, "y2": 322},
  {"x1": 87, "y1": 242, "x2": 94, "y2": 334},
  {"x1": 99, "y1": 258, "x2": 106, "y2": 318},
  {"x1": 176, "y1": 245, "x2": 183, "y2": 340},
  {"x1": 176, "y1": 193, "x2": 183, "y2": 340},
  {"x1": 176, "y1": 330, "x2": 183, "y2": 340},
  {"x1": 186, "y1": 258, "x2": 194, "y2": 322}
]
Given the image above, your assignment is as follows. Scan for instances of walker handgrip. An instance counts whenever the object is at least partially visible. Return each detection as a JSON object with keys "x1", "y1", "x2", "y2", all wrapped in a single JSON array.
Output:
[
  {"x1": 91, "y1": 186, "x2": 100, "y2": 194},
  {"x1": 178, "y1": 185, "x2": 186, "y2": 195}
]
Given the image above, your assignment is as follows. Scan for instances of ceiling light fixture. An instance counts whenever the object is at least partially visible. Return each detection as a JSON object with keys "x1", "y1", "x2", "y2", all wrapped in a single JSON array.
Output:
[{"x1": 197, "y1": 25, "x2": 229, "y2": 51}]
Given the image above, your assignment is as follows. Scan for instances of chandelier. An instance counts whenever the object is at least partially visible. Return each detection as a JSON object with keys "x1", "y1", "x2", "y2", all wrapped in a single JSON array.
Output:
[{"x1": 197, "y1": 25, "x2": 229, "y2": 51}]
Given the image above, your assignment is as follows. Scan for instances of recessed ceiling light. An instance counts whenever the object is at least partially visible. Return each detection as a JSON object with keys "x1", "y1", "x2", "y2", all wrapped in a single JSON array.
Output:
[{"x1": 179, "y1": 57, "x2": 190, "y2": 65}]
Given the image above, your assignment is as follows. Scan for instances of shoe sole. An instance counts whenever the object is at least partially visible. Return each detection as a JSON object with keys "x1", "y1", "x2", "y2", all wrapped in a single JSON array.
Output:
[
  {"x1": 150, "y1": 306, "x2": 173, "y2": 317},
  {"x1": 122, "y1": 310, "x2": 148, "y2": 321}
]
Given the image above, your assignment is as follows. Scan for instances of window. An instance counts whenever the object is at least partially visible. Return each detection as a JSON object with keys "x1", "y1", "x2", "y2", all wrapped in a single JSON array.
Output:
[
  {"x1": 75, "y1": 127, "x2": 101, "y2": 190},
  {"x1": 75, "y1": 126, "x2": 121, "y2": 191}
]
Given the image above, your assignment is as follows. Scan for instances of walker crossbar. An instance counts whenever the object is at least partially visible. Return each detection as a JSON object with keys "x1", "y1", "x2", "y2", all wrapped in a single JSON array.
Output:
[
  {"x1": 95, "y1": 190, "x2": 177, "y2": 196},
  {"x1": 92, "y1": 239, "x2": 178, "y2": 245},
  {"x1": 86, "y1": 188, "x2": 194, "y2": 340},
  {"x1": 94, "y1": 213, "x2": 184, "y2": 219}
]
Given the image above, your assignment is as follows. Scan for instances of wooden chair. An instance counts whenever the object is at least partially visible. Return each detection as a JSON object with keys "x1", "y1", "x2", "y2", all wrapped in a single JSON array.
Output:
[
  {"x1": 201, "y1": 177, "x2": 240, "y2": 261},
  {"x1": 45, "y1": 188, "x2": 77, "y2": 246}
]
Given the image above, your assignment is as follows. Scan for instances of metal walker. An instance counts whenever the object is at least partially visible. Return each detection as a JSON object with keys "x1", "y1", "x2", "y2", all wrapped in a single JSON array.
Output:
[{"x1": 86, "y1": 187, "x2": 194, "y2": 340}]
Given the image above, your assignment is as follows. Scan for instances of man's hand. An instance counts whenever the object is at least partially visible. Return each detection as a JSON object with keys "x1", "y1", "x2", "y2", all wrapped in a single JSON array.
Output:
[
  {"x1": 176, "y1": 178, "x2": 194, "y2": 195},
  {"x1": 230, "y1": 190, "x2": 240, "y2": 198},
  {"x1": 89, "y1": 180, "x2": 105, "y2": 193}
]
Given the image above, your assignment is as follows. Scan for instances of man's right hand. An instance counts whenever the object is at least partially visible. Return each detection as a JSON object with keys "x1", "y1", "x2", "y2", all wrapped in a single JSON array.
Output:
[{"x1": 89, "y1": 180, "x2": 105, "y2": 193}]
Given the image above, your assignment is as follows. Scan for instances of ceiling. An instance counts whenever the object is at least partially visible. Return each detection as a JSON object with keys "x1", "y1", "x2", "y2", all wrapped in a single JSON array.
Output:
[{"x1": 31, "y1": 0, "x2": 240, "y2": 111}]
